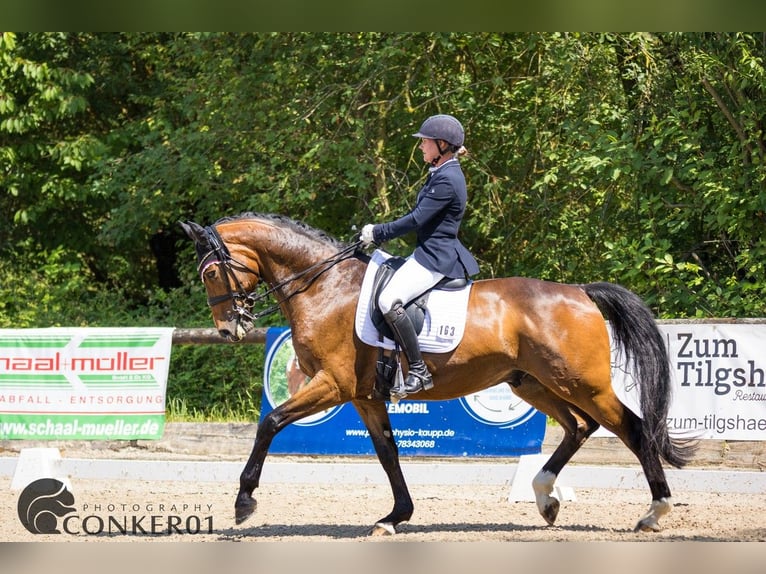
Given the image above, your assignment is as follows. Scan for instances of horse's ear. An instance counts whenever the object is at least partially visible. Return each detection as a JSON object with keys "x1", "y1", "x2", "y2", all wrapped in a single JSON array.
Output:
[{"x1": 180, "y1": 220, "x2": 206, "y2": 243}]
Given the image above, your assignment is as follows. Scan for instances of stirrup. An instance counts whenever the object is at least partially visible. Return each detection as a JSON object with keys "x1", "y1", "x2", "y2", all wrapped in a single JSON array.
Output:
[{"x1": 390, "y1": 367, "x2": 433, "y2": 400}]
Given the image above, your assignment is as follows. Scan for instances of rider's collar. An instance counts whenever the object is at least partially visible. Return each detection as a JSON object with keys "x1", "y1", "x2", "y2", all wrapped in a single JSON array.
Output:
[{"x1": 428, "y1": 157, "x2": 458, "y2": 174}]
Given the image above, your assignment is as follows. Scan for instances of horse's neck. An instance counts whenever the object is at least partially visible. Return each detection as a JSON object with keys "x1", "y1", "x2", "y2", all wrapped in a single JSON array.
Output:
[
  {"x1": 258, "y1": 241, "x2": 336, "y2": 286},
  {"x1": 260, "y1": 241, "x2": 365, "y2": 322}
]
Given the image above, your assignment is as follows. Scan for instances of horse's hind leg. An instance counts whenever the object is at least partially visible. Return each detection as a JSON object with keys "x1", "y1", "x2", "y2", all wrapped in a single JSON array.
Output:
[
  {"x1": 573, "y1": 388, "x2": 673, "y2": 531},
  {"x1": 612, "y1": 407, "x2": 673, "y2": 532},
  {"x1": 524, "y1": 378, "x2": 674, "y2": 532},
  {"x1": 351, "y1": 398, "x2": 414, "y2": 535},
  {"x1": 510, "y1": 373, "x2": 600, "y2": 526}
]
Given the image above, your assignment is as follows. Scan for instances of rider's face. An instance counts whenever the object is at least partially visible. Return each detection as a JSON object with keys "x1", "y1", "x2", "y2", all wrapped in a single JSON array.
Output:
[{"x1": 419, "y1": 138, "x2": 440, "y2": 164}]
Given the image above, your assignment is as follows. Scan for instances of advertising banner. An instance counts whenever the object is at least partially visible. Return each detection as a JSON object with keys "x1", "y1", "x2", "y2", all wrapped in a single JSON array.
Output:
[
  {"x1": 260, "y1": 327, "x2": 547, "y2": 457},
  {"x1": 605, "y1": 322, "x2": 766, "y2": 440},
  {"x1": 0, "y1": 328, "x2": 173, "y2": 440}
]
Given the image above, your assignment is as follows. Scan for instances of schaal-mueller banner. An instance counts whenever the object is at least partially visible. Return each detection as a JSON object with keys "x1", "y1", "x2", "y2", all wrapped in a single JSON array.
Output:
[
  {"x1": 605, "y1": 323, "x2": 766, "y2": 440},
  {"x1": 0, "y1": 328, "x2": 173, "y2": 440},
  {"x1": 260, "y1": 327, "x2": 547, "y2": 457}
]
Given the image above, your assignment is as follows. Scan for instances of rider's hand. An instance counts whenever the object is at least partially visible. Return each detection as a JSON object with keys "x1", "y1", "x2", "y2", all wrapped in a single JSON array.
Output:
[{"x1": 360, "y1": 224, "x2": 376, "y2": 246}]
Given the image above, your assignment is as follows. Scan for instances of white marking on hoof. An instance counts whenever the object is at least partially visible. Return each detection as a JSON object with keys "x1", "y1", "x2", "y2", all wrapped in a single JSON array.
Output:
[
  {"x1": 532, "y1": 469, "x2": 560, "y2": 525},
  {"x1": 372, "y1": 522, "x2": 396, "y2": 536},
  {"x1": 634, "y1": 497, "x2": 672, "y2": 532}
]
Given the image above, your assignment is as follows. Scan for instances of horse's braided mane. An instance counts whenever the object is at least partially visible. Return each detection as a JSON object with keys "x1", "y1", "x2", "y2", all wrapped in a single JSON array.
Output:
[{"x1": 214, "y1": 212, "x2": 346, "y2": 248}]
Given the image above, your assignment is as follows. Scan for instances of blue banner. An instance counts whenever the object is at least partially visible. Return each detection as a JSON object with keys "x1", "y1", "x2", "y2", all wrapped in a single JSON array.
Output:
[{"x1": 261, "y1": 327, "x2": 546, "y2": 457}]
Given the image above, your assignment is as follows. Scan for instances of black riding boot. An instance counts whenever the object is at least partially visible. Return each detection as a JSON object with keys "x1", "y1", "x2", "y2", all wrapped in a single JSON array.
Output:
[{"x1": 383, "y1": 302, "x2": 434, "y2": 399}]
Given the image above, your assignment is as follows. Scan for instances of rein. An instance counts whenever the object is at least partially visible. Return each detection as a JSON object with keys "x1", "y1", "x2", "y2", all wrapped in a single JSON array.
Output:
[{"x1": 199, "y1": 225, "x2": 362, "y2": 322}]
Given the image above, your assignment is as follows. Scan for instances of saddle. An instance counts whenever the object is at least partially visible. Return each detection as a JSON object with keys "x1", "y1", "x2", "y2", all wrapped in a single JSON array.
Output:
[
  {"x1": 355, "y1": 250, "x2": 473, "y2": 399},
  {"x1": 368, "y1": 256, "x2": 468, "y2": 342},
  {"x1": 366, "y1": 256, "x2": 468, "y2": 401}
]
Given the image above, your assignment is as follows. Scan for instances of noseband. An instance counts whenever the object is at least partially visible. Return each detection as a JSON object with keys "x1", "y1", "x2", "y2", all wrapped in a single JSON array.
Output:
[{"x1": 197, "y1": 225, "x2": 362, "y2": 329}]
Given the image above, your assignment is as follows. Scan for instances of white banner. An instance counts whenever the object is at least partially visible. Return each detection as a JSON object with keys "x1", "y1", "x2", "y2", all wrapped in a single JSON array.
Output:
[
  {"x1": 0, "y1": 327, "x2": 174, "y2": 440},
  {"x1": 605, "y1": 323, "x2": 766, "y2": 440}
]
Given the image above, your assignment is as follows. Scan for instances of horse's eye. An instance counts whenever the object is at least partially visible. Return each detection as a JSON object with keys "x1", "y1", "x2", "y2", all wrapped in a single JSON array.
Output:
[{"x1": 204, "y1": 269, "x2": 217, "y2": 281}]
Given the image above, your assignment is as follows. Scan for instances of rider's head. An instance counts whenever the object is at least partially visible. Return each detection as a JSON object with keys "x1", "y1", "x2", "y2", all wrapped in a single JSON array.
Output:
[{"x1": 412, "y1": 114, "x2": 465, "y2": 166}]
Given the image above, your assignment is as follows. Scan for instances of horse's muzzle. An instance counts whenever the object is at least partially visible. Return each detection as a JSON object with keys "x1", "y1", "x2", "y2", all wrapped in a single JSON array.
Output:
[
  {"x1": 218, "y1": 328, "x2": 242, "y2": 342},
  {"x1": 218, "y1": 318, "x2": 252, "y2": 342}
]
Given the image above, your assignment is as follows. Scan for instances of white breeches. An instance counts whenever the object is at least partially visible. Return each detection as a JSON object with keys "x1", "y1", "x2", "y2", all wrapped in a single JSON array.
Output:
[{"x1": 377, "y1": 256, "x2": 444, "y2": 314}]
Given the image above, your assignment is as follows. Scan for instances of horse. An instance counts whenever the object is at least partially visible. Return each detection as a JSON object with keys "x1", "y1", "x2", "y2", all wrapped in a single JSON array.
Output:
[{"x1": 180, "y1": 212, "x2": 697, "y2": 535}]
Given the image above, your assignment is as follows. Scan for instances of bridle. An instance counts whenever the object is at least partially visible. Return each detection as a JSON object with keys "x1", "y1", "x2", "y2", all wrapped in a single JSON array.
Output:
[{"x1": 197, "y1": 225, "x2": 362, "y2": 329}]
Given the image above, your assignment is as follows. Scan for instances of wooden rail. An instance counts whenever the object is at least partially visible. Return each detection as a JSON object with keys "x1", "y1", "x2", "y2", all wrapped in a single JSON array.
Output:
[
  {"x1": 171, "y1": 327, "x2": 268, "y2": 345},
  {"x1": 170, "y1": 318, "x2": 766, "y2": 346}
]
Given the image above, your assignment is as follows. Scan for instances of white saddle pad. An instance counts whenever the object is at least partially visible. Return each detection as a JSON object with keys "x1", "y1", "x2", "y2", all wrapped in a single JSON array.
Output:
[{"x1": 354, "y1": 250, "x2": 473, "y2": 353}]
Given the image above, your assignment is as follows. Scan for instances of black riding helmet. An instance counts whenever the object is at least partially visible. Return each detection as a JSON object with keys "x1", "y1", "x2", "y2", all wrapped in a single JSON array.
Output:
[
  {"x1": 412, "y1": 114, "x2": 465, "y2": 165},
  {"x1": 413, "y1": 114, "x2": 464, "y2": 148}
]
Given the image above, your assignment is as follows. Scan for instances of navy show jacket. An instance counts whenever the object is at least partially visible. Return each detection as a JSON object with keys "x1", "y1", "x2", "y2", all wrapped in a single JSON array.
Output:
[{"x1": 372, "y1": 159, "x2": 479, "y2": 279}]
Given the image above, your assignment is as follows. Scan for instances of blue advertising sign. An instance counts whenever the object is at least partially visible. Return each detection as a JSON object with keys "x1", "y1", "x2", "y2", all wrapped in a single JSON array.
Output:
[{"x1": 261, "y1": 327, "x2": 546, "y2": 457}]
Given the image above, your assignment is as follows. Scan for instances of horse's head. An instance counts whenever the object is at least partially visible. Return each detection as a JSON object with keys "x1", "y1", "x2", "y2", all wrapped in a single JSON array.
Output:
[{"x1": 180, "y1": 220, "x2": 262, "y2": 342}]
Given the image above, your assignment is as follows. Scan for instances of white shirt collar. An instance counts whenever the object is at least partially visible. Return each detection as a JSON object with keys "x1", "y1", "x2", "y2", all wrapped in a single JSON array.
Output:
[{"x1": 429, "y1": 157, "x2": 458, "y2": 174}]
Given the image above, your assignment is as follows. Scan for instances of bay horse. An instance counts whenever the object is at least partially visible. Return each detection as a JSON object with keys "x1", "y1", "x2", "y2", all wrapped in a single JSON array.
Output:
[{"x1": 181, "y1": 212, "x2": 696, "y2": 535}]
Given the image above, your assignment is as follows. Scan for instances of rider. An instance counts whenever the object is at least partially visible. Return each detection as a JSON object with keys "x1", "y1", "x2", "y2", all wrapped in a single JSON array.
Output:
[{"x1": 360, "y1": 114, "x2": 479, "y2": 400}]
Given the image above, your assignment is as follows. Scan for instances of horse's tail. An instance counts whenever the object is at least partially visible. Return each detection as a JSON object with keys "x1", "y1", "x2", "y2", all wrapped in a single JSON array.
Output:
[{"x1": 582, "y1": 282, "x2": 697, "y2": 468}]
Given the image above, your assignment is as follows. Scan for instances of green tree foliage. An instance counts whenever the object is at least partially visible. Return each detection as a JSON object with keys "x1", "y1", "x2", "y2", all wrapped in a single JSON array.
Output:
[{"x1": 2, "y1": 32, "x2": 765, "y2": 416}]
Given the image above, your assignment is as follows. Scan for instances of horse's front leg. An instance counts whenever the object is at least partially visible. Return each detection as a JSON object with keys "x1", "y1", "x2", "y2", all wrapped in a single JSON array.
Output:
[
  {"x1": 235, "y1": 370, "x2": 343, "y2": 525},
  {"x1": 352, "y1": 398, "x2": 413, "y2": 535},
  {"x1": 234, "y1": 406, "x2": 281, "y2": 524}
]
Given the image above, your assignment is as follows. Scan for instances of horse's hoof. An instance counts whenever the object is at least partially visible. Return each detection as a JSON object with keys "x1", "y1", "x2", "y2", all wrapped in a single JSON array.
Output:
[
  {"x1": 234, "y1": 493, "x2": 257, "y2": 525},
  {"x1": 540, "y1": 498, "x2": 560, "y2": 526},
  {"x1": 634, "y1": 518, "x2": 662, "y2": 532},
  {"x1": 633, "y1": 498, "x2": 670, "y2": 532},
  {"x1": 369, "y1": 522, "x2": 396, "y2": 536}
]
